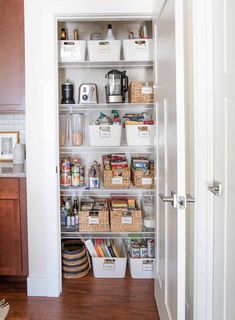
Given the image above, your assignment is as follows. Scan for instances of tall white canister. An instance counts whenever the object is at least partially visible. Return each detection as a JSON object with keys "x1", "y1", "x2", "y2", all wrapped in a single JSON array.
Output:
[{"x1": 13, "y1": 143, "x2": 25, "y2": 165}]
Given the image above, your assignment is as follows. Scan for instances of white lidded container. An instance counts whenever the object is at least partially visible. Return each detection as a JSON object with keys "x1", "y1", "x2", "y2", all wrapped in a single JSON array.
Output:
[
  {"x1": 59, "y1": 40, "x2": 86, "y2": 62},
  {"x1": 88, "y1": 124, "x2": 122, "y2": 146},
  {"x1": 125, "y1": 124, "x2": 155, "y2": 146},
  {"x1": 128, "y1": 257, "x2": 155, "y2": 279},
  {"x1": 123, "y1": 39, "x2": 153, "y2": 61},
  {"x1": 92, "y1": 240, "x2": 127, "y2": 278},
  {"x1": 87, "y1": 40, "x2": 121, "y2": 61}
]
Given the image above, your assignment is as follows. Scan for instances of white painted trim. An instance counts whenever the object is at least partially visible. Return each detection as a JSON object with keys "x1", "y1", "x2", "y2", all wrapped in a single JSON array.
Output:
[
  {"x1": 192, "y1": 0, "x2": 214, "y2": 319},
  {"x1": 27, "y1": 277, "x2": 48, "y2": 297}
]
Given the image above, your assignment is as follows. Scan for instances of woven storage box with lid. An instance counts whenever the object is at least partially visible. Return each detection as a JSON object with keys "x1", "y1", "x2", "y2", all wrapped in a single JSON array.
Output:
[
  {"x1": 62, "y1": 240, "x2": 90, "y2": 279},
  {"x1": 128, "y1": 81, "x2": 154, "y2": 103},
  {"x1": 79, "y1": 198, "x2": 109, "y2": 232},
  {"x1": 131, "y1": 166, "x2": 155, "y2": 189},
  {"x1": 103, "y1": 167, "x2": 130, "y2": 189}
]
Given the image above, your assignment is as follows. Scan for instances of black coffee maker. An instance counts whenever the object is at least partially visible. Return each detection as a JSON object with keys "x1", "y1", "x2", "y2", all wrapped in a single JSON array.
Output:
[
  {"x1": 61, "y1": 80, "x2": 75, "y2": 104},
  {"x1": 105, "y1": 70, "x2": 128, "y2": 103}
]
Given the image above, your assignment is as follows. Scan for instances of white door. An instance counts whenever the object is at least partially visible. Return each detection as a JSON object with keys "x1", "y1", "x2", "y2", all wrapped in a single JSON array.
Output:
[
  {"x1": 154, "y1": 0, "x2": 188, "y2": 319},
  {"x1": 212, "y1": 0, "x2": 235, "y2": 319}
]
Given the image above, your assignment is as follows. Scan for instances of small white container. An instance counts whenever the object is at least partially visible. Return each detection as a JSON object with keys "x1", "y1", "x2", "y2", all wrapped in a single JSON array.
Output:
[
  {"x1": 88, "y1": 124, "x2": 122, "y2": 146},
  {"x1": 125, "y1": 124, "x2": 155, "y2": 146},
  {"x1": 128, "y1": 257, "x2": 155, "y2": 279},
  {"x1": 88, "y1": 40, "x2": 121, "y2": 61},
  {"x1": 13, "y1": 143, "x2": 25, "y2": 165},
  {"x1": 92, "y1": 240, "x2": 127, "y2": 278},
  {"x1": 123, "y1": 39, "x2": 153, "y2": 61},
  {"x1": 59, "y1": 40, "x2": 86, "y2": 62}
]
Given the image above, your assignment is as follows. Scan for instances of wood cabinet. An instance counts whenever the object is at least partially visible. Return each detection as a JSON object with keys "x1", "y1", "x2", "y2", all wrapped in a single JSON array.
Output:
[
  {"x1": 0, "y1": 0, "x2": 25, "y2": 112},
  {"x1": 0, "y1": 178, "x2": 28, "y2": 276}
]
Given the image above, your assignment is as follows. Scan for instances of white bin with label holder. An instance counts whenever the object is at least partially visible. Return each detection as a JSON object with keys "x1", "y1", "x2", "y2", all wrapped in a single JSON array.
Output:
[
  {"x1": 88, "y1": 124, "x2": 122, "y2": 146},
  {"x1": 123, "y1": 39, "x2": 153, "y2": 61},
  {"x1": 59, "y1": 40, "x2": 86, "y2": 62},
  {"x1": 125, "y1": 124, "x2": 155, "y2": 146},
  {"x1": 88, "y1": 40, "x2": 121, "y2": 61},
  {"x1": 92, "y1": 240, "x2": 127, "y2": 278},
  {"x1": 128, "y1": 257, "x2": 155, "y2": 279}
]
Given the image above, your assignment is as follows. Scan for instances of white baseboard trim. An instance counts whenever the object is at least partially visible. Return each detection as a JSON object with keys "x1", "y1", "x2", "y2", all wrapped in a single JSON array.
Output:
[{"x1": 27, "y1": 276, "x2": 60, "y2": 297}]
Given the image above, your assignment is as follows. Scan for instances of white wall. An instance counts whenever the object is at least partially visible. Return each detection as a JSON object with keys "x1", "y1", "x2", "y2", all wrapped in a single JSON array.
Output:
[{"x1": 25, "y1": 0, "x2": 154, "y2": 297}]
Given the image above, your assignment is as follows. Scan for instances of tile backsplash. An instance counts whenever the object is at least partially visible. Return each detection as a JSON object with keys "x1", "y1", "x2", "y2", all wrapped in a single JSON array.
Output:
[{"x1": 0, "y1": 114, "x2": 25, "y2": 144}]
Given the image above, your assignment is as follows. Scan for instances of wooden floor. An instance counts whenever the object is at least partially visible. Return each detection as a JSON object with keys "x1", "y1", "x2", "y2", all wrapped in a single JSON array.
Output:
[{"x1": 0, "y1": 274, "x2": 159, "y2": 320}]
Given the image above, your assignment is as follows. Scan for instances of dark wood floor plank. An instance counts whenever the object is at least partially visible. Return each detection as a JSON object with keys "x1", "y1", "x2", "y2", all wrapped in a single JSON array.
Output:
[{"x1": 0, "y1": 273, "x2": 159, "y2": 320}]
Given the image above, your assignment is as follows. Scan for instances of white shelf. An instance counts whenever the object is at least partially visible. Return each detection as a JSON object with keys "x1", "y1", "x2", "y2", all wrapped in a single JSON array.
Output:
[
  {"x1": 59, "y1": 102, "x2": 154, "y2": 112},
  {"x1": 60, "y1": 187, "x2": 155, "y2": 197},
  {"x1": 61, "y1": 229, "x2": 155, "y2": 240},
  {"x1": 59, "y1": 145, "x2": 154, "y2": 154},
  {"x1": 58, "y1": 60, "x2": 153, "y2": 69}
]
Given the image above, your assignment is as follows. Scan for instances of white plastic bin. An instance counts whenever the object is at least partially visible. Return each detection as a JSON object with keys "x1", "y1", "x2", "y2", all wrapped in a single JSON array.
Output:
[
  {"x1": 123, "y1": 39, "x2": 153, "y2": 61},
  {"x1": 88, "y1": 40, "x2": 121, "y2": 61},
  {"x1": 92, "y1": 240, "x2": 127, "y2": 278},
  {"x1": 59, "y1": 40, "x2": 86, "y2": 62},
  {"x1": 88, "y1": 124, "x2": 122, "y2": 146},
  {"x1": 128, "y1": 257, "x2": 155, "y2": 279},
  {"x1": 125, "y1": 124, "x2": 155, "y2": 146}
]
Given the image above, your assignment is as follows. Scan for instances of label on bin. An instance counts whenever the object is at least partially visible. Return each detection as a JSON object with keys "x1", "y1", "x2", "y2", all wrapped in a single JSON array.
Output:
[
  {"x1": 142, "y1": 260, "x2": 154, "y2": 271},
  {"x1": 138, "y1": 126, "x2": 150, "y2": 137},
  {"x1": 142, "y1": 177, "x2": 152, "y2": 185},
  {"x1": 88, "y1": 217, "x2": 99, "y2": 225},
  {"x1": 122, "y1": 216, "x2": 133, "y2": 224},
  {"x1": 99, "y1": 126, "x2": 111, "y2": 138},
  {"x1": 103, "y1": 259, "x2": 115, "y2": 270},
  {"x1": 112, "y1": 177, "x2": 123, "y2": 185},
  {"x1": 98, "y1": 41, "x2": 110, "y2": 52},
  {"x1": 142, "y1": 86, "x2": 153, "y2": 94}
]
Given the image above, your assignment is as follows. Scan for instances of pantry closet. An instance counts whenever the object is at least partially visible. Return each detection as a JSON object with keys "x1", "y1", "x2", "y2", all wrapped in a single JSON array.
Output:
[{"x1": 58, "y1": 18, "x2": 156, "y2": 280}]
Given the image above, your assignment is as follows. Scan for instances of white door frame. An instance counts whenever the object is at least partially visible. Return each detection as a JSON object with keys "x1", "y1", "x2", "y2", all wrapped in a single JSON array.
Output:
[{"x1": 192, "y1": 0, "x2": 214, "y2": 319}]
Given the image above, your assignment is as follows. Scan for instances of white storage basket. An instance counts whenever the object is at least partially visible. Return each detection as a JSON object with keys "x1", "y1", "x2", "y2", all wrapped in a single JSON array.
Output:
[
  {"x1": 88, "y1": 124, "x2": 122, "y2": 146},
  {"x1": 88, "y1": 40, "x2": 121, "y2": 61},
  {"x1": 92, "y1": 240, "x2": 127, "y2": 278},
  {"x1": 125, "y1": 124, "x2": 155, "y2": 146},
  {"x1": 58, "y1": 40, "x2": 86, "y2": 62},
  {"x1": 123, "y1": 39, "x2": 153, "y2": 61},
  {"x1": 128, "y1": 257, "x2": 155, "y2": 279}
]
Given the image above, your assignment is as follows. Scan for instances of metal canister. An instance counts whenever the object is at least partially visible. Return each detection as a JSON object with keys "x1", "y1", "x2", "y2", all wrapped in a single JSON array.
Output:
[
  {"x1": 61, "y1": 159, "x2": 71, "y2": 173},
  {"x1": 147, "y1": 238, "x2": 155, "y2": 258},
  {"x1": 131, "y1": 242, "x2": 140, "y2": 258},
  {"x1": 60, "y1": 172, "x2": 71, "y2": 187}
]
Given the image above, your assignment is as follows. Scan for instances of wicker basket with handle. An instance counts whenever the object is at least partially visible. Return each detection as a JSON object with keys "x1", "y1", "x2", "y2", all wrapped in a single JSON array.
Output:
[
  {"x1": 128, "y1": 81, "x2": 154, "y2": 103},
  {"x1": 103, "y1": 167, "x2": 131, "y2": 189},
  {"x1": 110, "y1": 209, "x2": 142, "y2": 232}
]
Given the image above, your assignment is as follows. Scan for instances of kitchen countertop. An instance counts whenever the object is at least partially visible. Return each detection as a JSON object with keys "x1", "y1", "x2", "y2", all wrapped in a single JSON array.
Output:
[{"x1": 0, "y1": 162, "x2": 26, "y2": 178}]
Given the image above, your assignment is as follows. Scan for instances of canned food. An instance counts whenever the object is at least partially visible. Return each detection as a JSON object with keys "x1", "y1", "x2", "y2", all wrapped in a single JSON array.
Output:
[
  {"x1": 61, "y1": 159, "x2": 71, "y2": 173},
  {"x1": 140, "y1": 243, "x2": 148, "y2": 258},
  {"x1": 147, "y1": 238, "x2": 155, "y2": 258},
  {"x1": 131, "y1": 243, "x2": 140, "y2": 258},
  {"x1": 71, "y1": 172, "x2": 80, "y2": 187},
  {"x1": 60, "y1": 172, "x2": 71, "y2": 187},
  {"x1": 80, "y1": 166, "x2": 85, "y2": 186}
]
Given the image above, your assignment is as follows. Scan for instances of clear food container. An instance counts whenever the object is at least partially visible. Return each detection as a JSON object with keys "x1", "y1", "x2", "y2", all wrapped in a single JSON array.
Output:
[
  {"x1": 141, "y1": 197, "x2": 155, "y2": 231},
  {"x1": 71, "y1": 113, "x2": 84, "y2": 146}
]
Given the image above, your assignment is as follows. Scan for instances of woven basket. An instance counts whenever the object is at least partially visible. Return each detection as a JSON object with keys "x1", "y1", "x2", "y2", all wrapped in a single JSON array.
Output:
[
  {"x1": 131, "y1": 166, "x2": 154, "y2": 189},
  {"x1": 103, "y1": 167, "x2": 130, "y2": 189},
  {"x1": 79, "y1": 210, "x2": 109, "y2": 232},
  {"x1": 128, "y1": 81, "x2": 154, "y2": 103},
  {"x1": 62, "y1": 240, "x2": 90, "y2": 279},
  {"x1": 110, "y1": 209, "x2": 142, "y2": 232}
]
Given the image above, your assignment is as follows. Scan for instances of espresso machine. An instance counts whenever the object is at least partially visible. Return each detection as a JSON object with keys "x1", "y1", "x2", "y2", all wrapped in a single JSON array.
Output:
[{"x1": 105, "y1": 70, "x2": 128, "y2": 103}]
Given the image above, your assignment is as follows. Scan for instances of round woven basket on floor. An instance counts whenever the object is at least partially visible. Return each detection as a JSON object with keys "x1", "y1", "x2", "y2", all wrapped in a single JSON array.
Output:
[{"x1": 62, "y1": 240, "x2": 91, "y2": 279}]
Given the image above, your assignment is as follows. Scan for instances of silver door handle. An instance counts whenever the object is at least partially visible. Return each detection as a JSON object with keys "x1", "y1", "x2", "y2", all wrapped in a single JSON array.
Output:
[
  {"x1": 159, "y1": 191, "x2": 177, "y2": 208},
  {"x1": 186, "y1": 194, "x2": 195, "y2": 203},
  {"x1": 208, "y1": 182, "x2": 222, "y2": 196}
]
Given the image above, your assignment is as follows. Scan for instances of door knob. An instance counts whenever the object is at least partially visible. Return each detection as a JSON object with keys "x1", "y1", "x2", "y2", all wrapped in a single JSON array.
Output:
[
  {"x1": 208, "y1": 182, "x2": 222, "y2": 196},
  {"x1": 159, "y1": 191, "x2": 177, "y2": 208}
]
